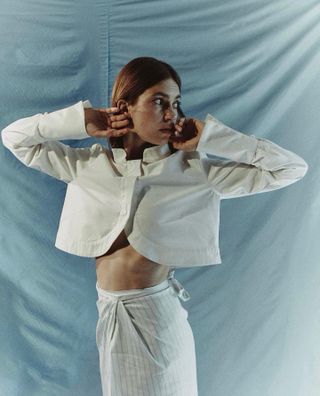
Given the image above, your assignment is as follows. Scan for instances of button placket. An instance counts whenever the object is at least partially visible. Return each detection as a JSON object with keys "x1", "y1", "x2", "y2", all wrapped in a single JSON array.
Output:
[{"x1": 120, "y1": 178, "x2": 127, "y2": 215}]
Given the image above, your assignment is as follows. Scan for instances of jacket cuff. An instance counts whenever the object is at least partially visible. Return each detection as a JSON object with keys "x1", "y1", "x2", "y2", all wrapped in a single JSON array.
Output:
[
  {"x1": 196, "y1": 113, "x2": 259, "y2": 164},
  {"x1": 37, "y1": 99, "x2": 93, "y2": 141}
]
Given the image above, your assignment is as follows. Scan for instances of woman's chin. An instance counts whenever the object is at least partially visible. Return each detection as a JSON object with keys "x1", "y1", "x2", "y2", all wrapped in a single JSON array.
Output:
[
  {"x1": 159, "y1": 132, "x2": 171, "y2": 141},
  {"x1": 142, "y1": 133, "x2": 171, "y2": 146}
]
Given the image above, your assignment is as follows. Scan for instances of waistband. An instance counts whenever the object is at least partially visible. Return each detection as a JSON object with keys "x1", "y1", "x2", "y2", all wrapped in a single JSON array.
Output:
[
  {"x1": 96, "y1": 267, "x2": 191, "y2": 302},
  {"x1": 96, "y1": 278, "x2": 169, "y2": 300}
]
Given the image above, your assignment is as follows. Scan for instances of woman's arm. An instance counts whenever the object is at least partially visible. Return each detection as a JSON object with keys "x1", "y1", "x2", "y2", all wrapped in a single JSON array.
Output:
[
  {"x1": 1, "y1": 101, "x2": 128, "y2": 183},
  {"x1": 171, "y1": 114, "x2": 308, "y2": 198},
  {"x1": 1, "y1": 100, "x2": 94, "y2": 183}
]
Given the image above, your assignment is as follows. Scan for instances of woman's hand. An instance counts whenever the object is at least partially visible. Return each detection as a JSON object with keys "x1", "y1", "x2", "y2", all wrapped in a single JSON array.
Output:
[
  {"x1": 84, "y1": 107, "x2": 132, "y2": 138},
  {"x1": 169, "y1": 117, "x2": 205, "y2": 152}
]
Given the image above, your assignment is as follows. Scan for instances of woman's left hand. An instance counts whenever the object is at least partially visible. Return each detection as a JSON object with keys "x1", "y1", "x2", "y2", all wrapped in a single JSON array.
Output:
[{"x1": 169, "y1": 117, "x2": 205, "y2": 152}]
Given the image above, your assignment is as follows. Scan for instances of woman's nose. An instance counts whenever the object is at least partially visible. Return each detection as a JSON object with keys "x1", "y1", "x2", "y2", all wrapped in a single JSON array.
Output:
[{"x1": 164, "y1": 106, "x2": 176, "y2": 121}]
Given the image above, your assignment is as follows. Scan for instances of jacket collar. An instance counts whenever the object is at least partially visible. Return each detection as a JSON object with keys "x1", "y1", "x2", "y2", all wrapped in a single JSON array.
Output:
[{"x1": 111, "y1": 143, "x2": 172, "y2": 164}]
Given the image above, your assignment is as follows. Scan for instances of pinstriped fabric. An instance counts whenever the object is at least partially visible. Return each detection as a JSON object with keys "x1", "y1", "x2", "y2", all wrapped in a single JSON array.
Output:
[{"x1": 95, "y1": 276, "x2": 198, "y2": 396}]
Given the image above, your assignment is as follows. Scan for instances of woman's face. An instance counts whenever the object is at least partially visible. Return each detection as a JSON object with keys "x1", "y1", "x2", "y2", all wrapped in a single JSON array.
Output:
[{"x1": 126, "y1": 78, "x2": 181, "y2": 145}]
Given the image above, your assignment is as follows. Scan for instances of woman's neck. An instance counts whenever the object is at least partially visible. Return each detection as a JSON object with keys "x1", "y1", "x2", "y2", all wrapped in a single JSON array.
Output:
[{"x1": 122, "y1": 133, "x2": 156, "y2": 160}]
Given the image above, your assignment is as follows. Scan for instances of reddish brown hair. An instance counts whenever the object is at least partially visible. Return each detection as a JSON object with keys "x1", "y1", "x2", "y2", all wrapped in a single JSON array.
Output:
[{"x1": 109, "y1": 57, "x2": 183, "y2": 152}]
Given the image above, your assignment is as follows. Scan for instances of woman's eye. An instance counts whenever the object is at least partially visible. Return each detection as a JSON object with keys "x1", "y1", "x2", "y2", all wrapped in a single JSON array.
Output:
[
  {"x1": 153, "y1": 98, "x2": 181, "y2": 108},
  {"x1": 153, "y1": 98, "x2": 163, "y2": 105}
]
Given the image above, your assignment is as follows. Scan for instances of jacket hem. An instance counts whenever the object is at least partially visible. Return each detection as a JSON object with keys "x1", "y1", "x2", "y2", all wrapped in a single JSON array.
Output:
[
  {"x1": 54, "y1": 234, "x2": 223, "y2": 266},
  {"x1": 127, "y1": 232, "x2": 222, "y2": 267},
  {"x1": 55, "y1": 237, "x2": 114, "y2": 258}
]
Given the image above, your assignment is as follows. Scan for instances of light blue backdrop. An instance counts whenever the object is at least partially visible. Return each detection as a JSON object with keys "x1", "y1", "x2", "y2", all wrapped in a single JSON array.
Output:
[{"x1": 1, "y1": 1, "x2": 319, "y2": 395}]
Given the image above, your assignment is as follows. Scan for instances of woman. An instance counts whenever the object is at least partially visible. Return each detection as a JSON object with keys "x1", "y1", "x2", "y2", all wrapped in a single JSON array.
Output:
[{"x1": 1, "y1": 57, "x2": 308, "y2": 396}]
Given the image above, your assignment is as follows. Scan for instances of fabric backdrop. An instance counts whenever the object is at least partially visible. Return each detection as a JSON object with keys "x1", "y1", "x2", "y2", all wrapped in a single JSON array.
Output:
[{"x1": 0, "y1": 1, "x2": 319, "y2": 395}]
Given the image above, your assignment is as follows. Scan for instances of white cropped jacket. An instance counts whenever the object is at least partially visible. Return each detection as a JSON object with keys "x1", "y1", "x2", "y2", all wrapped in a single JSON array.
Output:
[{"x1": 1, "y1": 100, "x2": 308, "y2": 267}]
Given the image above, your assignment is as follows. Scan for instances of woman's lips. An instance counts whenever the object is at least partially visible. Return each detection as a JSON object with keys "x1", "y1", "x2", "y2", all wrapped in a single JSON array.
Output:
[{"x1": 160, "y1": 129, "x2": 174, "y2": 134}]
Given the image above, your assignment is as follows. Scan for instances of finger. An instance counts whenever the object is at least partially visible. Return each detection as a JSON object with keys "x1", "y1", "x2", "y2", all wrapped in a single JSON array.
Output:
[
  {"x1": 104, "y1": 107, "x2": 119, "y2": 113},
  {"x1": 111, "y1": 119, "x2": 130, "y2": 129},
  {"x1": 102, "y1": 126, "x2": 131, "y2": 136},
  {"x1": 102, "y1": 129, "x2": 119, "y2": 138},
  {"x1": 100, "y1": 112, "x2": 129, "y2": 129},
  {"x1": 98, "y1": 108, "x2": 119, "y2": 118},
  {"x1": 172, "y1": 141, "x2": 184, "y2": 149},
  {"x1": 109, "y1": 113, "x2": 130, "y2": 122},
  {"x1": 112, "y1": 128, "x2": 130, "y2": 137}
]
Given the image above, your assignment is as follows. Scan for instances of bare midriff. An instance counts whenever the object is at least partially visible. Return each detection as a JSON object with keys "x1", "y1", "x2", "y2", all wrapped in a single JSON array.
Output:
[{"x1": 95, "y1": 229, "x2": 171, "y2": 291}]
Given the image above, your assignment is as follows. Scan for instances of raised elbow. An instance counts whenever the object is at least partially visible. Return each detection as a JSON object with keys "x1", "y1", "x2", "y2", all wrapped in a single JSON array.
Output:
[
  {"x1": 1, "y1": 127, "x2": 11, "y2": 150},
  {"x1": 297, "y1": 158, "x2": 308, "y2": 179}
]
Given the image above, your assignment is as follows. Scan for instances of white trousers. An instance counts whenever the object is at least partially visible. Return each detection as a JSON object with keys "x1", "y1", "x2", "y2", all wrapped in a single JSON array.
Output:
[{"x1": 95, "y1": 269, "x2": 198, "y2": 396}]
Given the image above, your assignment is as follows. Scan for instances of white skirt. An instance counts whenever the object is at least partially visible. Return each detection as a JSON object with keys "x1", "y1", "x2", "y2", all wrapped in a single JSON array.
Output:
[{"x1": 95, "y1": 269, "x2": 198, "y2": 396}]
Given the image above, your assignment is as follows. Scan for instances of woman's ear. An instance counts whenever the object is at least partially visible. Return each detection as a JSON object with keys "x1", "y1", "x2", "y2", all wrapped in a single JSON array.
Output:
[{"x1": 116, "y1": 99, "x2": 129, "y2": 114}]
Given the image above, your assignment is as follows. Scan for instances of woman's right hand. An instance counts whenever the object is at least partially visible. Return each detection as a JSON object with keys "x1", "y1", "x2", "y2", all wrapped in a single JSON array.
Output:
[{"x1": 84, "y1": 107, "x2": 132, "y2": 138}]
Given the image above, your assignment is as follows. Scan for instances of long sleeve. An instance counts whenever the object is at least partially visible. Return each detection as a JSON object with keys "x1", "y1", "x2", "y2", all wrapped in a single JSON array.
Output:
[
  {"x1": 1, "y1": 100, "x2": 93, "y2": 183},
  {"x1": 196, "y1": 114, "x2": 308, "y2": 199}
]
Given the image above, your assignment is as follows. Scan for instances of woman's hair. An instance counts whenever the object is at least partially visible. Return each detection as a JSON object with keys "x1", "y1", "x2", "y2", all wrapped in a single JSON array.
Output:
[{"x1": 109, "y1": 56, "x2": 183, "y2": 153}]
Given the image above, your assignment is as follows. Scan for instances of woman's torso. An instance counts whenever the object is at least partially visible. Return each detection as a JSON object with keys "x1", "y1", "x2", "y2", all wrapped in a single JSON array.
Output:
[{"x1": 95, "y1": 229, "x2": 170, "y2": 291}]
